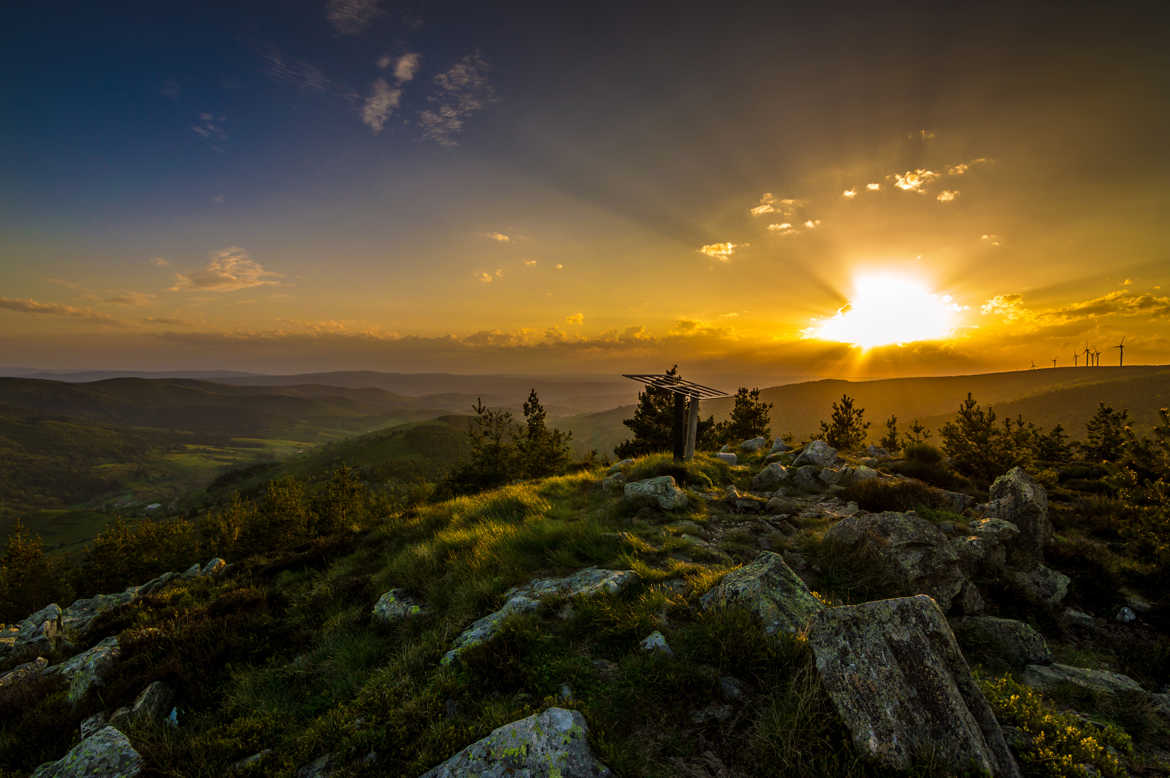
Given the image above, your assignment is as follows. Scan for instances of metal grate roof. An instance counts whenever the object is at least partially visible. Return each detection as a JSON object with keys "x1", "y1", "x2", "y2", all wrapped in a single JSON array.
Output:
[{"x1": 622, "y1": 373, "x2": 730, "y2": 399}]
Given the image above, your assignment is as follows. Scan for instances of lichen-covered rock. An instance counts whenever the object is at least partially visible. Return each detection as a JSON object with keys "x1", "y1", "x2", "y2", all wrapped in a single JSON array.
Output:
[
  {"x1": 134, "y1": 571, "x2": 179, "y2": 597},
  {"x1": 792, "y1": 440, "x2": 838, "y2": 468},
  {"x1": 751, "y1": 462, "x2": 789, "y2": 491},
  {"x1": 202, "y1": 558, "x2": 228, "y2": 576},
  {"x1": 45, "y1": 636, "x2": 121, "y2": 703},
  {"x1": 0, "y1": 656, "x2": 48, "y2": 690},
  {"x1": 1020, "y1": 663, "x2": 1145, "y2": 699},
  {"x1": 180, "y1": 563, "x2": 202, "y2": 579},
  {"x1": 60, "y1": 592, "x2": 134, "y2": 641},
  {"x1": 699, "y1": 552, "x2": 823, "y2": 635},
  {"x1": 640, "y1": 631, "x2": 672, "y2": 655},
  {"x1": 623, "y1": 476, "x2": 688, "y2": 510},
  {"x1": 957, "y1": 518, "x2": 1020, "y2": 574},
  {"x1": 108, "y1": 681, "x2": 174, "y2": 731},
  {"x1": 790, "y1": 465, "x2": 826, "y2": 493},
  {"x1": 809, "y1": 595, "x2": 1020, "y2": 777},
  {"x1": 740, "y1": 436, "x2": 768, "y2": 452},
  {"x1": 953, "y1": 616, "x2": 1052, "y2": 668},
  {"x1": 372, "y1": 589, "x2": 426, "y2": 623},
  {"x1": 15, "y1": 604, "x2": 62, "y2": 652},
  {"x1": 770, "y1": 438, "x2": 791, "y2": 454},
  {"x1": 32, "y1": 725, "x2": 143, "y2": 778},
  {"x1": 1006, "y1": 565, "x2": 1070, "y2": 607},
  {"x1": 295, "y1": 753, "x2": 334, "y2": 778},
  {"x1": 420, "y1": 707, "x2": 612, "y2": 778},
  {"x1": 824, "y1": 511, "x2": 968, "y2": 611},
  {"x1": 714, "y1": 452, "x2": 737, "y2": 466},
  {"x1": 443, "y1": 569, "x2": 636, "y2": 664},
  {"x1": 984, "y1": 467, "x2": 1052, "y2": 565},
  {"x1": 79, "y1": 712, "x2": 108, "y2": 740}
]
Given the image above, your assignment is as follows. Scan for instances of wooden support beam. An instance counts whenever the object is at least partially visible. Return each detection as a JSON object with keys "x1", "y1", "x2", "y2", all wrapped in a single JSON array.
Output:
[
  {"x1": 684, "y1": 396, "x2": 699, "y2": 460},
  {"x1": 672, "y1": 392, "x2": 687, "y2": 461}
]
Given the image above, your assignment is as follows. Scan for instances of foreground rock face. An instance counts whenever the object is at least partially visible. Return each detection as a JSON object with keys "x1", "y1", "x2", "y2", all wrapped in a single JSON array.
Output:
[
  {"x1": 984, "y1": 467, "x2": 1052, "y2": 564},
  {"x1": 44, "y1": 636, "x2": 121, "y2": 703},
  {"x1": 623, "y1": 476, "x2": 688, "y2": 511},
  {"x1": 699, "y1": 552, "x2": 823, "y2": 635},
  {"x1": 824, "y1": 511, "x2": 968, "y2": 611},
  {"x1": 953, "y1": 616, "x2": 1052, "y2": 668},
  {"x1": 809, "y1": 595, "x2": 1020, "y2": 777},
  {"x1": 443, "y1": 569, "x2": 636, "y2": 665},
  {"x1": 420, "y1": 707, "x2": 612, "y2": 778},
  {"x1": 32, "y1": 725, "x2": 143, "y2": 778},
  {"x1": 792, "y1": 440, "x2": 838, "y2": 468}
]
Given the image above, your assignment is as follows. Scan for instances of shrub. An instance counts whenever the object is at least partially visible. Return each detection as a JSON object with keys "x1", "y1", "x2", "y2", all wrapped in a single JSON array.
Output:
[
  {"x1": 716, "y1": 387, "x2": 772, "y2": 443},
  {"x1": 817, "y1": 394, "x2": 870, "y2": 451},
  {"x1": 839, "y1": 478, "x2": 941, "y2": 513},
  {"x1": 903, "y1": 442, "x2": 943, "y2": 464}
]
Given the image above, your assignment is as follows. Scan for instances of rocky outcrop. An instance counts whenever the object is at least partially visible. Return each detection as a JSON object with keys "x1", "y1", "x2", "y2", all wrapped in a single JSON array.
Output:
[
  {"x1": 623, "y1": 476, "x2": 688, "y2": 510},
  {"x1": 809, "y1": 595, "x2": 1020, "y2": 777},
  {"x1": 420, "y1": 707, "x2": 612, "y2": 777},
  {"x1": 770, "y1": 438, "x2": 791, "y2": 454},
  {"x1": 1005, "y1": 565, "x2": 1070, "y2": 607},
  {"x1": 372, "y1": 589, "x2": 426, "y2": 623},
  {"x1": 32, "y1": 725, "x2": 144, "y2": 778},
  {"x1": 13, "y1": 604, "x2": 62, "y2": 654},
  {"x1": 443, "y1": 569, "x2": 637, "y2": 665},
  {"x1": 983, "y1": 468, "x2": 1052, "y2": 564},
  {"x1": 789, "y1": 465, "x2": 827, "y2": 494},
  {"x1": 740, "y1": 436, "x2": 768, "y2": 452},
  {"x1": 1020, "y1": 663, "x2": 1146, "y2": 699},
  {"x1": 824, "y1": 511, "x2": 969, "y2": 611},
  {"x1": 792, "y1": 440, "x2": 838, "y2": 468},
  {"x1": 108, "y1": 681, "x2": 174, "y2": 732},
  {"x1": 953, "y1": 616, "x2": 1052, "y2": 668},
  {"x1": 751, "y1": 463, "x2": 789, "y2": 491},
  {"x1": 699, "y1": 552, "x2": 823, "y2": 636},
  {"x1": 714, "y1": 452, "x2": 737, "y2": 466},
  {"x1": 0, "y1": 656, "x2": 48, "y2": 690},
  {"x1": 44, "y1": 636, "x2": 121, "y2": 703},
  {"x1": 60, "y1": 593, "x2": 135, "y2": 642},
  {"x1": 640, "y1": 631, "x2": 672, "y2": 655}
]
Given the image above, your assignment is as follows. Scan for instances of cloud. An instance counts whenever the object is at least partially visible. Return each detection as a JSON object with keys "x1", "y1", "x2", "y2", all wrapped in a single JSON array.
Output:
[
  {"x1": 476, "y1": 268, "x2": 505, "y2": 284},
  {"x1": 749, "y1": 193, "x2": 806, "y2": 218},
  {"x1": 980, "y1": 294, "x2": 1028, "y2": 321},
  {"x1": 326, "y1": 0, "x2": 381, "y2": 35},
  {"x1": 565, "y1": 312, "x2": 584, "y2": 325},
  {"x1": 361, "y1": 78, "x2": 401, "y2": 134},
  {"x1": 376, "y1": 54, "x2": 391, "y2": 70},
  {"x1": 103, "y1": 292, "x2": 156, "y2": 306},
  {"x1": 485, "y1": 232, "x2": 511, "y2": 243},
  {"x1": 890, "y1": 169, "x2": 940, "y2": 193},
  {"x1": 523, "y1": 259, "x2": 537, "y2": 266},
  {"x1": 936, "y1": 189, "x2": 959, "y2": 203},
  {"x1": 554, "y1": 263, "x2": 564, "y2": 270},
  {"x1": 767, "y1": 222, "x2": 797, "y2": 235},
  {"x1": 419, "y1": 52, "x2": 494, "y2": 146},
  {"x1": 981, "y1": 233, "x2": 1002, "y2": 247},
  {"x1": 946, "y1": 157, "x2": 990, "y2": 176},
  {"x1": 0, "y1": 297, "x2": 123, "y2": 325},
  {"x1": 918, "y1": 129, "x2": 936, "y2": 140},
  {"x1": 192, "y1": 113, "x2": 226, "y2": 142},
  {"x1": 699, "y1": 242, "x2": 743, "y2": 262},
  {"x1": 842, "y1": 189, "x2": 856, "y2": 199},
  {"x1": 1041, "y1": 290, "x2": 1170, "y2": 321},
  {"x1": 171, "y1": 247, "x2": 282, "y2": 292},
  {"x1": 803, "y1": 219, "x2": 821, "y2": 229},
  {"x1": 265, "y1": 51, "x2": 350, "y2": 98},
  {"x1": 393, "y1": 53, "x2": 421, "y2": 83},
  {"x1": 151, "y1": 257, "x2": 170, "y2": 267},
  {"x1": 866, "y1": 183, "x2": 881, "y2": 191}
]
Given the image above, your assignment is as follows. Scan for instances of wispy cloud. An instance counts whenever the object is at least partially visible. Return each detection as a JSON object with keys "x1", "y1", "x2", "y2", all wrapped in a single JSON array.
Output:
[
  {"x1": 266, "y1": 50, "x2": 354, "y2": 99},
  {"x1": 936, "y1": 189, "x2": 959, "y2": 203},
  {"x1": 326, "y1": 0, "x2": 381, "y2": 35},
  {"x1": 393, "y1": 53, "x2": 420, "y2": 83},
  {"x1": 161, "y1": 79, "x2": 180, "y2": 100},
  {"x1": 523, "y1": 259, "x2": 537, "y2": 266},
  {"x1": 151, "y1": 257, "x2": 170, "y2": 268},
  {"x1": 192, "y1": 113, "x2": 226, "y2": 142},
  {"x1": 565, "y1": 312, "x2": 584, "y2": 325},
  {"x1": 419, "y1": 53, "x2": 494, "y2": 146},
  {"x1": 0, "y1": 297, "x2": 123, "y2": 325},
  {"x1": 749, "y1": 193, "x2": 806, "y2": 218},
  {"x1": 890, "y1": 168, "x2": 940, "y2": 193},
  {"x1": 947, "y1": 157, "x2": 991, "y2": 176},
  {"x1": 476, "y1": 268, "x2": 504, "y2": 283},
  {"x1": 842, "y1": 189, "x2": 856, "y2": 199},
  {"x1": 484, "y1": 231, "x2": 511, "y2": 243},
  {"x1": 981, "y1": 233, "x2": 1002, "y2": 247},
  {"x1": 211, "y1": 194, "x2": 225, "y2": 205},
  {"x1": 171, "y1": 247, "x2": 282, "y2": 292},
  {"x1": 866, "y1": 182, "x2": 881, "y2": 191},
  {"x1": 699, "y1": 242, "x2": 744, "y2": 262},
  {"x1": 103, "y1": 292, "x2": 156, "y2": 306},
  {"x1": 361, "y1": 78, "x2": 401, "y2": 134}
]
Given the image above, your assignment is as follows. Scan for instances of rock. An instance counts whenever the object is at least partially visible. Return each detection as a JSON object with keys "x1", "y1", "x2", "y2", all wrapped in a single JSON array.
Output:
[
  {"x1": 14, "y1": 604, "x2": 62, "y2": 652},
  {"x1": 953, "y1": 617, "x2": 1052, "y2": 668},
  {"x1": 601, "y1": 474, "x2": 625, "y2": 494},
  {"x1": 699, "y1": 551, "x2": 824, "y2": 635},
  {"x1": 751, "y1": 463, "x2": 789, "y2": 491},
  {"x1": 1020, "y1": 663, "x2": 1146, "y2": 700},
  {"x1": 1062, "y1": 608, "x2": 1096, "y2": 630},
  {"x1": 790, "y1": 465, "x2": 826, "y2": 493},
  {"x1": 0, "y1": 656, "x2": 48, "y2": 690},
  {"x1": 959, "y1": 518, "x2": 1021, "y2": 575},
  {"x1": 443, "y1": 569, "x2": 636, "y2": 664},
  {"x1": 1006, "y1": 565, "x2": 1069, "y2": 607},
  {"x1": 640, "y1": 631, "x2": 672, "y2": 655},
  {"x1": 623, "y1": 476, "x2": 688, "y2": 510},
  {"x1": 691, "y1": 703, "x2": 733, "y2": 724},
  {"x1": 60, "y1": 592, "x2": 135, "y2": 640},
  {"x1": 765, "y1": 495, "x2": 803, "y2": 514},
  {"x1": 32, "y1": 726, "x2": 143, "y2": 778},
  {"x1": 770, "y1": 438, "x2": 791, "y2": 454},
  {"x1": 229, "y1": 750, "x2": 272, "y2": 772},
  {"x1": 1115, "y1": 606, "x2": 1136, "y2": 624},
  {"x1": 865, "y1": 445, "x2": 889, "y2": 458},
  {"x1": 792, "y1": 440, "x2": 838, "y2": 468},
  {"x1": 372, "y1": 589, "x2": 426, "y2": 623},
  {"x1": 180, "y1": 563, "x2": 202, "y2": 579},
  {"x1": 80, "y1": 712, "x2": 108, "y2": 739},
  {"x1": 740, "y1": 436, "x2": 768, "y2": 452},
  {"x1": 809, "y1": 595, "x2": 1020, "y2": 777},
  {"x1": 933, "y1": 487, "x2": 975, "y2": 513},
  {"x1": 202, "y1": 558, "x2": 227, "y2": 576},
  {"x1": 420, "y1": 707, "x2": 612, "y2": 778},
  {"x1": 714, "y1": 452, "x2": 737, "y2": 466},
  {"x1": 108, "y1": 681, "x2": 174, "y2": 731},
  {"x1": 984, "y1": 467, "x2": 1052, "y2": 564},
  {"x1": 824, "y1": 511, "x2": 968, "y2": 611},
  {"x1": 606, "y1": 459, "x2": 634, "y2": 475},
  {"x1": 296, "y1": 754, "x2": 334, "y2": 778},
  {"x1": 45, "y1": 636, "x2": 121, "y2": 703},
  {"x1": 135, "y1": 571, "x2": 179, "y2": 597}
]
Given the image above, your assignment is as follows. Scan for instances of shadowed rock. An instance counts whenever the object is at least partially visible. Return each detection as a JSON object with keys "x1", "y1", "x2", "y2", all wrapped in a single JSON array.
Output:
[
  {"x1": 0, "y1": 656, "x2": 48, "y2": 690},
  {"x1": 984, "y1": 467, "x2": 1052, "y2": 565},
  {"x1": 372, "y1": 589, "x2": 426, "y2": 623},
  {"x1": 809, "y1": 595, "x2": 1020, "y2": 777},
  {"x1": 108, "y1": 681, "x2": 175, "y2": 732},
  {"x1": 953, "y1": 616, "x2": 1052, "y2": 668},
  {"x1": 420, "y1": 707, "x2": 612, "y2": 777},
  {"x1": 792, "y1": 440, "x2": 838, "y2": 468},
  {"x1": 1020, "y1": 663, "x2": 1145, "y2": 698},
  {"x1": 699, "y1": 551, "x2": 823, "y2": 635},
  {"x1": 740, "y1": 436, "x2": 768, "y2": 452},
  {"x1": 44, "y1": 636, "x2": 121, "y2": 703},
  {"x1": 623, "y1": 476, "x2": 688, "y2": 510},
  {"x1": 32, "y1": 725, "x2": 143, "y2": 778},
  {"x1": 751, "y1": 463, "x2": 789, "y2": 491}
]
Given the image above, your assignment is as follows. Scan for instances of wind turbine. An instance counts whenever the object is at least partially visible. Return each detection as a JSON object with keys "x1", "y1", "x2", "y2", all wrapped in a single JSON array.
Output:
[
  {"x1": 1093, "y1": 348, "x2": 1102, "y2": 367},
  {"x1": 1073, "y1": 352, "x2": 1079, "y2": 367},
  {"x1": 1113, "y1": 336, "x2": 1126, "y2": 366},
  {"x1": 1083, "y1": 344, "x2": 1092, "y2": 367},
  {"x1": 1030, "y1": 360, "x2": 1037, "y2": 369},
  {"x1": 1052, "y1": 358, "x2": 1057, "y2": 368}
]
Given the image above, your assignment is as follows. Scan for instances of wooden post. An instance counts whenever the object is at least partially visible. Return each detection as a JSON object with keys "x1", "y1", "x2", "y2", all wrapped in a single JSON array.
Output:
[
  {"x1": 684, "y1": 395, "x2": 699, "y2": 460},
  {"x1": 672, "y1": 392, "x2": 687, "y2": 462}
]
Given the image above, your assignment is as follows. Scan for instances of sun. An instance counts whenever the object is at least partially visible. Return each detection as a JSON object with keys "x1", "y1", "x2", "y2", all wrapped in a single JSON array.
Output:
[{"x1": 807, "y1": 273, "x2": 962, "y2": 348}]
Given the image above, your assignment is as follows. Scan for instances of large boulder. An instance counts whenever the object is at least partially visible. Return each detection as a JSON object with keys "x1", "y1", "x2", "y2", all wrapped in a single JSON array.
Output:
[
  {"x1": 952, "y1": 616, "x2": 1052, "y2": 669},
  {"x1": 1020, "y1": 663, "x2": 1146, "y2": 700},
  {"x1": 699, "y1": 552, "x2": 823, "y2": 635},
  {"x1": 809, "y1": 595, "x2": 1020, "y2": 777},
  {"x1": 623, "y1": 476, "x2": 688, "y2": 511},
  {"x1": 372, "y1": 589, "x2": 426, "y2": 623},
  {"x1": 751, "y1": 463, "x2": 789, "y2": 491},
  {"x1": 14, "y1": 604, "x2": 62, "y2": 653},
  {"x1": 443, "y1": 569, "x2": 636, "y2": 665},
  {"x1": 740, "y1": 436, "x2": 768, "y2": 452},
  {"x1": 45, "y1": 636, "x2": 122, "y2": 703},
  {"x1": 420, "y1": 707, "x2": 611, "y2": 777},
  {"x1": 0, "y1": 656, "x2": 48, "y2": 690},
  {"x1": 789, "y1": 465, "x2": 827, "y2": 494},
  {"x1": 984, "y1": 468, "x2": 1052, "y2": 565},
  {"x1": 32, "y1": 725, "x2": 144, "y2": 778},
  {"x1": 60, "y1": 592, "x2": 135, "y2": 642},
  {"x1": 108, "y1": 681, "x2": 175, "y2": 732},
  {"x1": 1006, "y1": 565, "x2": 1070, "y2": 607},
  {"x1": 792, "y1": 440, "x2": 838, "y2": 468},
  {"x1": 770, "y1": 438, "x2": 791, "y2": 454},
  {"x1": 714, "y1": 452, "x2": 737, "y2": 466},
  {"x1": 824, "y1": 511, "x2": 968, "y2": 611}
]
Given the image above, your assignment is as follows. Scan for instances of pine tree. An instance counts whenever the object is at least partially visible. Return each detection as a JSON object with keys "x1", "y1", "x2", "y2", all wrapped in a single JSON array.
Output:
[
  {"x1": 0, "y1": 520, "x2": 61, "y2": 621},
  {"x1": 1082, "y1": 402, "x2": 1131, "y2": 463},
  {"x1": 906, "y1": 419, "x2": 932, "y2": 445},
  {"x1": 717, "y1": 387, "x2": 772, "y2": 443},
  {"x1": 518, "y1": 389, "x2": 572, "y2": 478},
  {"x1": 880, "y1": 414, "x2": 900, "y2": 452},
  {"x1": 615, "y1": 366, "x2": 716, "y2": 458},
  {"x1": 818, "y1": 394, "x2": 870, "y2": 450}
]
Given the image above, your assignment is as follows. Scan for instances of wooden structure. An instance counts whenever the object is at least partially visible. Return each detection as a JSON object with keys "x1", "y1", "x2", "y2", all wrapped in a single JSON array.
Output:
[{"x1": 622, "y1": 373, "x2": 730, "y2": 461}]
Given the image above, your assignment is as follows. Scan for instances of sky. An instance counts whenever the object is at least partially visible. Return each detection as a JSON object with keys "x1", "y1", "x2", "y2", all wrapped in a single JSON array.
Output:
[{"x1": 2, "y1": 0, "x2": 1169, "y2": 384}]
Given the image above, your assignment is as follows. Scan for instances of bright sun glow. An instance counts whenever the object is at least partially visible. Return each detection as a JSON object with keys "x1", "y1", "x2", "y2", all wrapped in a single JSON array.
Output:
[{"x1": 807, "y1": 273, "x2": 962, "y2": 348}]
